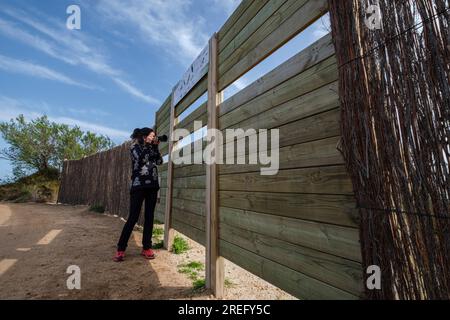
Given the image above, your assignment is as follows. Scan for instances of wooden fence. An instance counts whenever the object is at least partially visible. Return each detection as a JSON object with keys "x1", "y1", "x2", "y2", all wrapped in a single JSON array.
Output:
[{"x1": 59, "y1": 0, "x2": 364, "y2": 299}]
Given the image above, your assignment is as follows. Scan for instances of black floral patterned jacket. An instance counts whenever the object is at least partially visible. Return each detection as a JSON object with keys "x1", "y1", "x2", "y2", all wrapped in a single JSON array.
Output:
[{"x1": 130, "y1": 142, "x2": 163, "y2": 192}]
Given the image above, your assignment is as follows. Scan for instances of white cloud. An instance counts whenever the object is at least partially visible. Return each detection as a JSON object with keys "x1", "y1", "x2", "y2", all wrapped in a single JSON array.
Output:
[
  {"x1": 0, "y1": 6, "x2": 159, "y2": 105},
  {"x1": 48, "y1": 116, "x2": 129, "y2": 139},
  {"x1": 96, "y1": 0, "x2": 209, "y2": 65},
  {"x1": 0, "y1": 96, "x2": 129, "y2": 140},
  {"x1": 0, "y1": 54, "x2": 96, "y2": 89},
  {"x1": 0, "y1": 17, "x2": 76, "y2": 65},
  {"x1": 112, "y1": 78, "x2": 160, "y2": 105}
]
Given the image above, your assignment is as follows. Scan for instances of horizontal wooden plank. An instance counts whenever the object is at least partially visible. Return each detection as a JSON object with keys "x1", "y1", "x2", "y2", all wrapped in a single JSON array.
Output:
[
  {"x1": 220, "y1": 207, "x2": 361, "y2": 262},
  {"x1": 155, "y1": 105, "x2": 171, "y2": 128},
  {"x1": 156, "y1": 197, "x2": 166, "y2": 207},
  {"x1": 222, "y1": 81, "x2": 339, "y2": 142},
  {"x1": 171, "y1": 188, "x2": 205, "y2": 203},
  {"x1": 218, "y1": 0, "x2": 329, "y2": 90},
  {"x1": 159, "y1": 163, "x2": 168, "y2": 172},
  {"x1": 154, "y1": 211, "x2": 165, "y2": 224},
  {"x1": 218, "y1": 0, "x2": 254, "y2": 41},
  {"x1": 219, "y1": 165, "x2": 353, "y2": 195},
  {"x1": 219, "y1": 0, "x2": 286, "y2": 63},
  {"x1": 173, "y1": 164, "x2": 206, "y2": 178},
  {"x1": 174, "y1": 103, "x2": 208, "y2": 134},
  {"x1": 172, "y1": 207, "x2": 205, "y2": 230},
  {"x1": 180, "y1": 129, "x2": 341, "y2": 172},
  {"x1": 219, "y1": 0, "x2": 308, "y2": 77},
  {"x1": 156, "y1": 94, "x2": 171, "y2": 117},
  {"x1": 159, "y1": 170, "x2": 168, "y2": 179},
  {"x1": 157, "y1": 121, "x2": 170, "y2": 137},
  {"x1": 175, "y1": 76, "x2": 208, "y2": 117},
  {"x1": 220, "y1": 223, "x2": 363, "y2": 295},
  {"x1": 220, "y1": 55, "x2": 338, "y2": 128},
  {"x1": 220, "y1": 33, "x2": 334, "y2": 113},
  {"x1": 159, "y1": 188, "x2": 167, "y2": 197},
  {"x1": 159, "y1": 143, "x2": 170, "y2": 158},
  {"x1": 219, "y1": 136, "x2": 344, "y2": 175},
  {"x1": 171, "y1": 140, "x2": 208, "y2": 168},
  {"x1": 173, "y1": 198, "x2": 206, "y2": 217},
  {"x1": 220, "y1": 107, "x2": 341, "y2": 159},
  {"x1": 163, "y1": 175, "x2": 206, "y2": 189},
  {"x1": 220, "y1": 190, "x2": 358, "y2": 227},
  {"x1": 175, "y1": 109, "x2": 340, "y2": 174},
  {"x1": 172, "y1": 218, "x2": 206, "y2": 246},
  {"x1": 218, "y1": 0, "x2": 270, "y2": 53},
  {"x1": 220, "y1": 240, "x2": 358, "y2": 299},
  {"x1": 157, "y1": 117, "x2": 170, "y2": 134},
  {"x1": 156, "y1": 95, "x2": 172, "y2": 125}
]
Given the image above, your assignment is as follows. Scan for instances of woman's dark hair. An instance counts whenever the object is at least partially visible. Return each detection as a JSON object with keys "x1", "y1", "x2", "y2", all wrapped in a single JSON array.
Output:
[{"x1": 131, "y1": 127, "x2": 154, "y2": 143}]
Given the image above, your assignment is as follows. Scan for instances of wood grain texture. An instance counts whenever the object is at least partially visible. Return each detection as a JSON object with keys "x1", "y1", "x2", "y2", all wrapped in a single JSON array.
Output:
[
  {"x1": 218, "y1": 0, "x2": 329, "y2": 90},
  {"x1": 220, "y1": 240, "x2": 359, "y2": 299},
  {"x1": 220, "y1": 191, "x2": 359, "y2": 227},
  {"x1": 172, "y1": 219, "x2": 206, "y2": 246},
  {"x1": 220, "y1": 223, "x2": 363, "y2": 295},
  {"x1": 219, "y1": 207, "x2": 361, "y2": 262},
  {"x1": 219, "y1": 165, "x2": 353, "y2": 195},
  {"x1": 220, "y1": 56, "x2": 338, "y2": 129},
  {"x1": 175, "y1": 76, "x2": 208, "y2": 118},
  {"x1": 219, "y1": 33, "x2": 334, "y2": 115}
]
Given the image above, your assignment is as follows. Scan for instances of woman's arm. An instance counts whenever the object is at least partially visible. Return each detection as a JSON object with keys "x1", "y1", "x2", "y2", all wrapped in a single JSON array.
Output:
[{"x1": 153, "y1": 144, "x2": 163, "y2": 165}]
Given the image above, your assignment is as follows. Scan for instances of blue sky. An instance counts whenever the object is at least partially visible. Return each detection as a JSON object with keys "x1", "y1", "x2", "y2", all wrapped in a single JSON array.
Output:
[{"x1": 0, "y1": 0, "x2": 330, "y2": 180}]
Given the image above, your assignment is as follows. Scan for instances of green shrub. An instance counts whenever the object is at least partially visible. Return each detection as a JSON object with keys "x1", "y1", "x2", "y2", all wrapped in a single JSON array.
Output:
[
  {"x1": 171, "y1": 235, "x2": 189, "y2": 254},
  {"x1": 36, "y1": 185, "x2": 53, "y2": 203},
  {"x1": 193, "y1": 279, "x2": 206, "y2": 290},
  {"x1": 178, "y1": 261, "x2": 204, "y2": 280},
  {"x1": 225, "y1": 279, "x2": 234, "y2": 288},
  {"x1": 89, "y1": 204, "x2": 105, "y2": 213},
  {"x1": 185, "y1": 261, "x2": 204, "y2": 270},
  {"x1": 13, "y1": 190, "x2": 32, "y2": 203},
  {"x1": 152, "y1": 227, "x2": 164, "y2": 237}
]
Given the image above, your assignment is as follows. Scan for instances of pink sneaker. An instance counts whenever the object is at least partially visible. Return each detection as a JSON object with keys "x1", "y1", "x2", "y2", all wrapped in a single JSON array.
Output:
[
  {"x1": 141, "y1": 248, "x2": 155, "y2": 259},
  {"x1": 113, "y1": 251, "x2": 125, "y2": 262}
]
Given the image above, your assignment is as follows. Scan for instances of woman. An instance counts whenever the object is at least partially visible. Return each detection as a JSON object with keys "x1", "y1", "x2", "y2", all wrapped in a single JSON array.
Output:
[{"x1": 113, "y1": 127, "x2": 163, "y2": 262}]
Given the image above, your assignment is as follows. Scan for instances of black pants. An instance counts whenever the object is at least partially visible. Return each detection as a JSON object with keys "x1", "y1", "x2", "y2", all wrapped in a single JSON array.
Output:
[{"x1": 117, "y1": 188, "x2": 158, "y2": 251}]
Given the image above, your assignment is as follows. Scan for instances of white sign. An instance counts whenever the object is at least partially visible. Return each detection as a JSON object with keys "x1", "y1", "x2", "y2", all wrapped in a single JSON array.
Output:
[{"x1": 173, "y1": 44, "x2": 209, "y2": 106}]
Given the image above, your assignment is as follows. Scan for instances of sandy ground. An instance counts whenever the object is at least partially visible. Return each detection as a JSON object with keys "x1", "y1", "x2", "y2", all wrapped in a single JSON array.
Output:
[{"x1": 0, "y1": 202, "x2": 295, "y2": 300}]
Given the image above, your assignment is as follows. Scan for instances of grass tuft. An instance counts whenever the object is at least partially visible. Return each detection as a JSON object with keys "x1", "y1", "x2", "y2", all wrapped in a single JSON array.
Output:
[{"x1": 171, "y1": 235, "x2": 189, "y2": 254}]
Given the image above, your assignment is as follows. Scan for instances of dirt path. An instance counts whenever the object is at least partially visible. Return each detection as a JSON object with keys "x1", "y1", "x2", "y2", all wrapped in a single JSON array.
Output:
[
  {"x1": 0, "y1": 202, "x2": 213, "y2": 299},
  {"x1": 0, "y1": 202, "x2": 295, "y2": 300}
]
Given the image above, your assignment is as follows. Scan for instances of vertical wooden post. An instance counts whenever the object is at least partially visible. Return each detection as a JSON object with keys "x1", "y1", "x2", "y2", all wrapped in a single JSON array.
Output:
[
  {"x1": 164, "y1": 89, "x2": 177, "y2": 250},
  {"x1": 206, "y1": 33, "x2": 224, "y2": 298}
]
